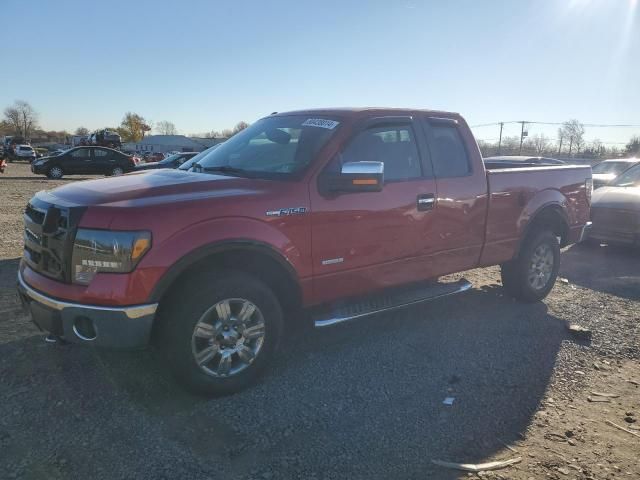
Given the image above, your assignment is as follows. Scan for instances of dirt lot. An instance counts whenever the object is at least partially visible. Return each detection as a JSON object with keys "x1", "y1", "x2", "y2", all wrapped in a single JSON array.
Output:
[{"x1": 1, "y1": 162, "x2": 639, "y2": 480}]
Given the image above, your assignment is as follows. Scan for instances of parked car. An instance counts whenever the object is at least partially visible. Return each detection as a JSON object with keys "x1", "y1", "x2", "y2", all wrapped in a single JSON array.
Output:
[
  {"x1": 2, "y1": 136, "x2": 26, "y2": 161},
  {"x1": 31, "y1": 146, "x2": 136, "y2": 178},
  {"x1": 177, "y1": 144, "x2": 222, "y2": 171},
  {"x1": 135, "y1": 152, "x2": 198, "y2": 171},
  {"x1": 588, "y1": 163, "x2": 640, "y2": 246},
  {"x1": 591, "y1": 158, "x2": 640, "y2": 189},
  {"x1": 142, "y1": 152, "x2": 165, "y2": 162},
  {"x1": 484, "y1": 155, "x2": 566, "y2": 168},
  {"x1": 89, "y1": 129, "x2": 122, "y2": 149},
  {"x1": 47, "y1": 149, "x2": 67, "y2": 157},
  {"x1": 15, "y1": 145, "x2": 37, "y2": 162},
  {"x1": 17, "y1": 108, "x2": 592, "y2": 395}
]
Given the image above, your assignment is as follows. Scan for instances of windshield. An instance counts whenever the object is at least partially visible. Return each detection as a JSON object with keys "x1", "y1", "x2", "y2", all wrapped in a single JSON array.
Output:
[
  {"x1": 193, "y1": 115, "x2": 340, "y2": 179},
  {"x1": 178, "y1": 145, "x2": 221, "y2": 170},
  {"x1": 592, "y1": 161, "x2": 633, "y2": 175},
  {"x1": 611, "y1": 164, "x2": 640, "y2": 187}
]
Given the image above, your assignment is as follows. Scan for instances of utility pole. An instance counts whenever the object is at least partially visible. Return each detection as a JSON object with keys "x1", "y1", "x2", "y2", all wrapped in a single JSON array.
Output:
[
  {"x1": 518, "y1": 121, "x2": 526, "y2": 155},
  {"x1": 497, "y1": 122, "x2": 504, "y2": 155}
]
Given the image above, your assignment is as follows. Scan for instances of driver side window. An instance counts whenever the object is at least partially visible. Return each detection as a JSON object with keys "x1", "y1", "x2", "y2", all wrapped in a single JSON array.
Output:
[{"x1": 331, "y1": 125, "x2": 422, "y2": 182}]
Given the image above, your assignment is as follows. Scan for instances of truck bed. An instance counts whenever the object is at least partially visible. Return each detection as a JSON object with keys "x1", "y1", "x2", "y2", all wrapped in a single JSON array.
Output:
[{"x1": 479, "y1": 164, "x2": 592, "y2": 266}]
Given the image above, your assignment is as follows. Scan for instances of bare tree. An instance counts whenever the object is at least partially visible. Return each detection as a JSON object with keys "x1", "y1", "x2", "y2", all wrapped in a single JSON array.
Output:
[
  {"x1": 156, "y1": 120, "x2": 177, "y2": 135},
  {"x1": 530, "y1": 133, "x2": 550, "y2": 155},
  {"x1": 74, "y1": 126, "x2": 89, "y2": 136},
  {"x1": 501, "y1": 136, "x2": 520, "y2": 154},
  {"x1": 3, "y1": 100, "x2": 38, "y2": 139},
  {"x1": 232, "y1": 121, "x2": 249, "y2": 135},
  {"x1": 627, "y1": 136, "x2": 640, "y2": 156},
  {"x1": 560, "y1": 119, "x2": 585, "y2": 155}
]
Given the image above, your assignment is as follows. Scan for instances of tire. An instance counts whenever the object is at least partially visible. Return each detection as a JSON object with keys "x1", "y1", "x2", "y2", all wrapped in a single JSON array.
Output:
[
  {"x1": 500, "y1": 230, "x2": 560, "y2": 303},
  {"x1": 47, "y1": 165, "x2": 64, "y2": 179},
  {"x1": 157, "y1": 270, "x2": 283, "y2": 396},
  {"x1": 109, "y1": 166, "x2": 124, "y2": 176}
]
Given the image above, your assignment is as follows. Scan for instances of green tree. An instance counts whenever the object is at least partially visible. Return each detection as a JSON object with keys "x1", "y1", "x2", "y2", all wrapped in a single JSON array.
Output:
[
  {"x1": 117, "y1": 112, "x2": 150, "y2": 142},
  {"x1": 74, "y1": 126, "x2": 89, "y2": 136}
]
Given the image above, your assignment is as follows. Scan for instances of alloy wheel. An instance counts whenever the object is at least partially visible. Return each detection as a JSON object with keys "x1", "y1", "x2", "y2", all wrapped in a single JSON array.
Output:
[
  {"x1": 191, "y1": 298, "x2": 266, "y2": 378},
  {"x1": 528, "y1": 243, "x2": 554, "y2": 290}
]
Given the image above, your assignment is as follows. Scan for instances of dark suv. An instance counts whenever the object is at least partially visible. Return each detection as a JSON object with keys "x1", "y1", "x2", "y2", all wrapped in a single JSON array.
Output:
[{"x1": 31, "y1": 146, "x2": 136, "y2": 179}]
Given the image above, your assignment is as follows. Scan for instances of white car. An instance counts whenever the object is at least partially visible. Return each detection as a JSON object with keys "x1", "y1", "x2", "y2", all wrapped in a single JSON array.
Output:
[{"x1": 15, "y1": 145, "x2": 37, "y2": 162}]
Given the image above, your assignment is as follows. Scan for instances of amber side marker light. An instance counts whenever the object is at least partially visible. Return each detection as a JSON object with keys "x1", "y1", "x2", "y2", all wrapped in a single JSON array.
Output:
[
  {"x1": 352, "y1": 179, "x2": 379, "y2": 185},
  {"x1": 132, "y1": 237, "x2": 151, "y2": 260}
]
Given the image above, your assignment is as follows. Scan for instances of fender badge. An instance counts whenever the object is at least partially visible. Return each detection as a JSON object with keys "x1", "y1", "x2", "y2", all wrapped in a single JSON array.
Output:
[{"x1": 266, "y1": 207, "x2": 307, "y2": 217}]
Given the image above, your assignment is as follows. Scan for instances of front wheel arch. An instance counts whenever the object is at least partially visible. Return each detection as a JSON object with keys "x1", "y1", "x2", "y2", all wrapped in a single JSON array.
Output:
[{"x1": 150, "y1": 241, "x2": 302, "y2": 337}]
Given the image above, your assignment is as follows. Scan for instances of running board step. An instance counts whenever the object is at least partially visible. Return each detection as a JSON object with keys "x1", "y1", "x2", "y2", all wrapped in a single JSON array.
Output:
[{"x1": 313, "y1": 278, "x2": 472, "y2": 328}]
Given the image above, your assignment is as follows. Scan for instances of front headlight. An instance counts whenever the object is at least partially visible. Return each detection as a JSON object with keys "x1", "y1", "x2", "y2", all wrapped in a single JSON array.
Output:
[{"x1": 71, "y1": 229, "x2": 151, "y2": 285}]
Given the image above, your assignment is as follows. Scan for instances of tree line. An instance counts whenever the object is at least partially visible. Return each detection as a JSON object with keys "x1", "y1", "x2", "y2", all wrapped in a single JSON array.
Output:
[
  {"x1": 477, "y1": 119, "x2": 639, "y2": 158},
  {"x1": 1, "y1": 100, "x2": 249, "y2": 144}
]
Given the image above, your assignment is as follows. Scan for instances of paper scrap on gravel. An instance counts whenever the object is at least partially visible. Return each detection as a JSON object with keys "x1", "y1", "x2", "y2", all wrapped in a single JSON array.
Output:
[{"x1": 431, "y1": 457, "x2": 522, "y2": 472}]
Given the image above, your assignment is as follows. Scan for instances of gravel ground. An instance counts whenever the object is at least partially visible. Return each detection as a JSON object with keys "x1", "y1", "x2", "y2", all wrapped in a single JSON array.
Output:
[{"x1": 1, "y1": 162, "x2": 639, "y2": 480}]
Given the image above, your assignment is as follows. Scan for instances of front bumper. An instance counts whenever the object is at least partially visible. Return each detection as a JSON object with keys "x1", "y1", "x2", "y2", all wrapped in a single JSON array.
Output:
[{"x1": 17, "y1": 270, "x2": 157, "y2": 348}]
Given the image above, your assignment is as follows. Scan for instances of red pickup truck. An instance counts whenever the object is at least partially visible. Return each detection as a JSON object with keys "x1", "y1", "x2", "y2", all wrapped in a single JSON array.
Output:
[{"x1": 18, "y1": 108, "x2": 592, "y2": 395}]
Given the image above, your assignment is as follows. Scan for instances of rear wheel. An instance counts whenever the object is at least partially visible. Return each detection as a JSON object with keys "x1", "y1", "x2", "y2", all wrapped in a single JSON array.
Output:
[
  {"x1": 47, "y1": 165, "x2": 64, "y2": 179},
  {"x1": 500, "y1": 230, "x2": 560, "y2": 303},
  {"x1": 158, "y1": 270, "x2": 283, "y2": 396},
  {"x1": 109, "y1": 166, "x2": 124, "y2": 176}
]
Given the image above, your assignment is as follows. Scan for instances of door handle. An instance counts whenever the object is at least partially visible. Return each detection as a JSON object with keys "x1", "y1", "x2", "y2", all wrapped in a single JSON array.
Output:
[{"x1": 417, "y1": 194, "x2": 436, "y2": 211}]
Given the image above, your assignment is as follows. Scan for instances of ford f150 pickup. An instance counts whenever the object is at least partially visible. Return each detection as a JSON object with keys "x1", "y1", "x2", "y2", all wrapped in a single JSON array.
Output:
[{"x1": 17, "y1": 108, "x2": 592, "y2": 395}]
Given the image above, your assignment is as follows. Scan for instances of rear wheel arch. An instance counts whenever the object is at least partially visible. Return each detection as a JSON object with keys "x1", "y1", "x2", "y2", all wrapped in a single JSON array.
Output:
[
  {"x1": 151, "y1": 240, "x2": 303, "y2": 318},
  {"x1": 517, "y1": 204, "x2": 569, "y2": 257}
]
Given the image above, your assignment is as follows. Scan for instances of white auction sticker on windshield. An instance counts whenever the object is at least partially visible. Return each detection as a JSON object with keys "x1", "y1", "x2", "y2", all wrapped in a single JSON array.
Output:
[{"x1": 302, "y1": 118, "x2": 340, "y2": 129}]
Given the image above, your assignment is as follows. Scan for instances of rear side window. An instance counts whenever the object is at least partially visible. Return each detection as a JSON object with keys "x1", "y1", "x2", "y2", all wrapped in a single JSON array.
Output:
[
  {"x1": 94, "y1": 149, "x2": 108, "y2": 157},
  {"x1": 335, "y1": 125, "x2": 422, "y2": 182},
  {"x1": 426, "y1": 123, "x2": 471, "y2": 178}
]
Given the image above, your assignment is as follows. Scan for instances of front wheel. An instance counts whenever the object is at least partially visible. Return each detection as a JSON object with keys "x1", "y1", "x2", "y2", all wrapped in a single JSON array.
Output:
[
  {"x1": 109, "y1": 166, "x2": 124, "y2": 176},
  {"x1": 47, "y1": 165, "x2": 64, "y2": 179},
  {"x1": 500, "y1": 230, "x2": 560, "y2": 303},
  {"x1": 158, "y1": 270, "x2": 283, "y2": 396}
]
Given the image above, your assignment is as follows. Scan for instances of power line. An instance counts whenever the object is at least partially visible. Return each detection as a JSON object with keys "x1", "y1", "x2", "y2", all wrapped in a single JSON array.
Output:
[{"x1": 471, "y1": 121, "x2": 640, "y2": 128}]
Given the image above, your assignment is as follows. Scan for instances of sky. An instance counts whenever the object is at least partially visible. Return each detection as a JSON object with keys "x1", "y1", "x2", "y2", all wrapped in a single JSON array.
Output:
[{"x1": 1, "y1": 0, "x2": 639, "y2": 145}]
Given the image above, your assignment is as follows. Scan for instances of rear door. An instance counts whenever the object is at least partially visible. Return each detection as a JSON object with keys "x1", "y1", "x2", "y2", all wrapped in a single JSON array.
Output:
[
  {"x1": 413, "y1": 116, "x2": 488, "y2": 275},
  {"x1": 310, "y1": 117, "x2": 438, "y2": 304},
  {"x1": 92, "y1": 147, "x2": 113, "y2": 173}
]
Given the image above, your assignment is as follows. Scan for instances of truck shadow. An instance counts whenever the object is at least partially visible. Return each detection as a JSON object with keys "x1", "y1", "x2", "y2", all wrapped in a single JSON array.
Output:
[
  {"x1": 0, "y1": 280, "x2": 576, "y2": 479},
  {"x1": 560, "y1": 242, "x2": 640, "y2": 300}
]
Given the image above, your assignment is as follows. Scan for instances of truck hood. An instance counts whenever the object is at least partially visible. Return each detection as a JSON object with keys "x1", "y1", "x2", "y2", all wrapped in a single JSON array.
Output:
[
  {"x1": 44, "y1": 169, "x2": 275, "y2": 207},
  {"x1": 592, "y1": 186, "x2": 640, "y2": 211}
]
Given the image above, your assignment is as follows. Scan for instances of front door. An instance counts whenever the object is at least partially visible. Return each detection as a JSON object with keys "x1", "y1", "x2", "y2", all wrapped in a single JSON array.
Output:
[{"x1": 310, "y1": 118, "x2": 437, "y2": 305}]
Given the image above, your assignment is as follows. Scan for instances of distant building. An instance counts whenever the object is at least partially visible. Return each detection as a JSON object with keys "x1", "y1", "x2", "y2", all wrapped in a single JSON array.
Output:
[
  {"x1": 190, "y1": 137, "x2": 227, "y2": 149},
  {"x1": 123, "y1": 135, "x2": 214, "y2": 154}
]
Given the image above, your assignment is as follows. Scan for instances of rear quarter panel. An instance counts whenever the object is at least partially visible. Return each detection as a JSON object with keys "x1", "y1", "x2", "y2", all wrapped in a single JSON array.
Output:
[{"x1": 479, "y1": 165, "x2": 591, "y2": 266}]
